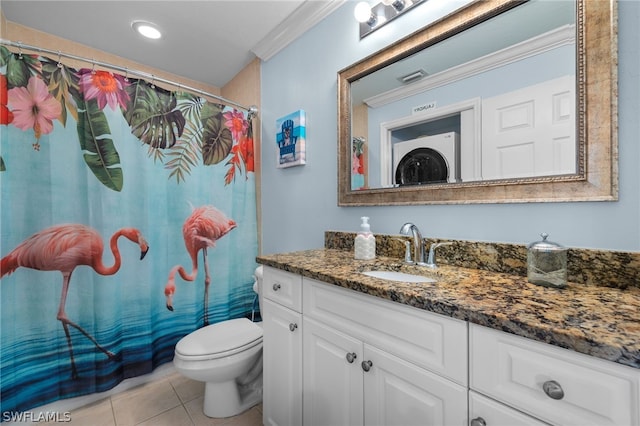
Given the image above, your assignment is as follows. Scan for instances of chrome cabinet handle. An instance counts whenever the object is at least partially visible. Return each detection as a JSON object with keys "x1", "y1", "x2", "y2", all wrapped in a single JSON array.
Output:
[
  {"x1": 289, "y1": 323, "x2": 297, "y2": 332},
  {"x1": 470, "y1": 417, "x2": 486, "y2": 426},
  {"x1": 543, "y1": 380, "x2": 564, "y2": 400},
  {"x1": 272, "y1": 283, "x2": 281, "y2": 291},
  {"x1": 361, "y1": 360, "x2": 373, "y2": 372},
  {"x1": 346, "y1": 352, "x2": 357, "y2": 363}
]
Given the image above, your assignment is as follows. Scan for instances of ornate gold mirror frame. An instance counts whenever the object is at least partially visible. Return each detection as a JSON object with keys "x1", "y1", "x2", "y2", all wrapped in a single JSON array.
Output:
[{"x1": 338, "y1": 0, "x2": 617, "y2": 206}]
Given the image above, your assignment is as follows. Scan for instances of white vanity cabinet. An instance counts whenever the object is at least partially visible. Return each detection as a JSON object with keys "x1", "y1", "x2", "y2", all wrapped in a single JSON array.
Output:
[
  {"x1": 303, "y1": 277, "x2": 468, "y2": 426},
  {"x1": 470, "y1": 324, "x2": 640, "y2": 426},
  {"x1": 262, "y1": 267, "x2": 303, "y2": 426},
  {"x1": 261, "y1": 265, "x2": 640, "y2": 426}
]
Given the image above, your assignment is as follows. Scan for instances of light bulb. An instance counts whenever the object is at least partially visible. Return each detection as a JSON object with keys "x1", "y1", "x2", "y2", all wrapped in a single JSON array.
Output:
[
  {"x1": 383, "y1": 0, "x2": 406, "y2": 12},
  {"x1": 354, "y1": 2, "x2": 373, "y2": 23}
]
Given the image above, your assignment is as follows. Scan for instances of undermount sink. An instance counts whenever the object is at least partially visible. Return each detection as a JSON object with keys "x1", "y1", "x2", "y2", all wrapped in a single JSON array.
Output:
[{"x1": 361, "y1": 270, "x2": 436, "y2": 283}]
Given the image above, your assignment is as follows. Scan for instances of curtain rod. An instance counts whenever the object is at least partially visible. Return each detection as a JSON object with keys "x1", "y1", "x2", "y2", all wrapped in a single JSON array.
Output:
[{"x1": 0, "y1": 39, "x2": 258, "y2": 114}]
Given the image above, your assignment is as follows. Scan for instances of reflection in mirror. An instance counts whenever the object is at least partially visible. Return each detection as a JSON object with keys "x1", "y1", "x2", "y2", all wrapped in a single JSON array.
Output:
[
  {"x1": 338, "y1": 0, "x2": 617, "y2": 206},
  {"x1": 353, "y1": 0, "x2": 575, "y2": 189}
]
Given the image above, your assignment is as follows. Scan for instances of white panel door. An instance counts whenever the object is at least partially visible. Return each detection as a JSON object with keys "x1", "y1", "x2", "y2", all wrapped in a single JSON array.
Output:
[
  {"x1": 303, "y1": 318, "x2": 364, "y2": 426},
  {"x1": 262, "y1": 299, "x2": 303, "y2": 426},
  {"x1": 363, "y1": 344, "x2": 468, "y2": 426},
  {"x1": 481, "y1": 75, "x2": 575, "y2": 180}
]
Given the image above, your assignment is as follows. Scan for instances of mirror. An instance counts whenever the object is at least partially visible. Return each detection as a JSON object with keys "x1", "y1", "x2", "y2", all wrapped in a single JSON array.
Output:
[{"x1": 338, "y1": 0, "x2": 618, "y2": 205}]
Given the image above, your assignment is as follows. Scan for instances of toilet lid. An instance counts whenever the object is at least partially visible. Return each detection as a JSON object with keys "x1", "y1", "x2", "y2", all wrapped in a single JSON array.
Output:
[{"x1": 175, "y1": 318, "x2": 263, "y2": 357}]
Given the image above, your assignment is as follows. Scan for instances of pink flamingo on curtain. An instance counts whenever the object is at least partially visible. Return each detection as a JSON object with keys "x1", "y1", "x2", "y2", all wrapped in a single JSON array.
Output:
[
  {"x1": 1, "y1": 224, "x2": 150, "y2": 379},
  {"x1": 164, "y1": 205, "x2": 236, "y2": 326}
]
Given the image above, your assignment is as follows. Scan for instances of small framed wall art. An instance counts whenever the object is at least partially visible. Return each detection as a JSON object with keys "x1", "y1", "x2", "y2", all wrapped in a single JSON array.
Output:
[{"x1": 276, "y1": 110, "x2": 306, "y2": 168}]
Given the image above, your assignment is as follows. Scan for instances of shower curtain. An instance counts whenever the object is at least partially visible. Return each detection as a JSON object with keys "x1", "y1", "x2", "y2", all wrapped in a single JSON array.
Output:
[{"x1": 0, "y1": 46, "x2": 258, "y2": 414}]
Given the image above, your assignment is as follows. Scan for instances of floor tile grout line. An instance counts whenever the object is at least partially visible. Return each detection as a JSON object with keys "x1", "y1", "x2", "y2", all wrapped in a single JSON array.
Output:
[
  {"x1": 108, "y1": 397, "x2": 117, "y2": 426},
  {"x1": 132, "y1": 378, "x2": 185, "y2": 426},
  {"x1": 62, "y1": 373, "x2": 263, "y2": 426},
  {"x1": 168, "y1": 378, "x2": 198, "y2": 426}
]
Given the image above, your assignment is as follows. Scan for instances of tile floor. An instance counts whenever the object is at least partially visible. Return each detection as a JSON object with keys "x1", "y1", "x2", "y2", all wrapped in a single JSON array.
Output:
[{"x1": 40, "y1": 372, "x2": 263, "y2": 426}]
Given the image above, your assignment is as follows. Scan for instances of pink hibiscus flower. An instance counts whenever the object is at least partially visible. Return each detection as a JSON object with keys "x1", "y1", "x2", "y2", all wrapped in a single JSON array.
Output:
[
  {"x1": 8, "y1": 76, "x2": 62, "y2": 141},
  {"x1": 223, "y1": 109, "x2": 248, "y2": 141},
  {"x1": 78, "y1": 70, "x2": 130, "y2": 111}
]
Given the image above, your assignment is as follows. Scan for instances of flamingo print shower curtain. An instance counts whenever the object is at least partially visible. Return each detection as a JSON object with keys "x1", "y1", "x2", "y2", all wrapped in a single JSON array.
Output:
[{"x1": 0, "y1": 46, "x2": 258, "y2": 414}]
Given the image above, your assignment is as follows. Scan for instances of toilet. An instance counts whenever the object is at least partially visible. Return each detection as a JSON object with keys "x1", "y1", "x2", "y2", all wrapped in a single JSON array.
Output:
[{"x1": 173, "y1": 266, "x2": 264, "y2": 418}]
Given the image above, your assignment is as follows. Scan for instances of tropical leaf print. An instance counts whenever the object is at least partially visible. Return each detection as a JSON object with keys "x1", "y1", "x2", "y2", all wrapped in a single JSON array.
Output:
[
  {"x1": 124, "y1": 80, "x2": 185, "y2": 149},
  {"x1": 200, "y1": 101, "x2": 224, "y2": 122},
  {"x1": 201, "y1": 102, "x2": 232, "y2": 166},
  {"x1": 161, "y1": 93, "x2": 202, "y2": 182},
  {"x1": 1, "y1": 47, "x2": 42, "y2": 89},
  {"x1": 1, "y1": 49, "x2": 254, "y2": 188},
  {"x1": 41, "y1": 59, "x2": 81, "y2": 126},
  {"x1": 175, "y1": 92, "x2": 205, "y2": 124},
  {"x1": 165, "y1": 138, "x2": 200, "y2": 184},
  {"x1": 76, "y1": 98, "x2": 123, "y2": 192},
  {"x1": 223, "y1": 110, "x2": 254, "y2": 185}
]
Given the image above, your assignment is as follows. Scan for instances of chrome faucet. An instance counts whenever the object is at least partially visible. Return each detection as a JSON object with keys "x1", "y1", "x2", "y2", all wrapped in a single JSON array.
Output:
[
  {"x1": 399, "y1": 223, "x2": 426, "y2": 265},
  {"x1": 425, "y1": 242, "x2": 453, "y2": 269}
]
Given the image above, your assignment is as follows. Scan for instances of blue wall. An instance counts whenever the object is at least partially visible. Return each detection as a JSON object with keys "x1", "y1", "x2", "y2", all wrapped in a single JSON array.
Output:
[{"x1": 261, "y1": 0, "x2": 640, "y2": 254}]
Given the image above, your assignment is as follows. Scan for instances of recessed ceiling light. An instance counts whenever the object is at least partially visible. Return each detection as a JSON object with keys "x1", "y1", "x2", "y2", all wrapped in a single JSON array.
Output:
[{"x1": 132, "y1": 21, "x2": 162, "y2": 40}]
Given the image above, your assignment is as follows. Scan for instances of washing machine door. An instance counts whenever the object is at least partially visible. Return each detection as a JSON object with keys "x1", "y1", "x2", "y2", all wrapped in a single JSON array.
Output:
[{"x1": 395, "y1": 148, "x2": 448, "y2": 186}]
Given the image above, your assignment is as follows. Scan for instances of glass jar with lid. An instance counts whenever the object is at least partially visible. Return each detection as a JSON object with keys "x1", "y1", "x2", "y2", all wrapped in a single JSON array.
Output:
[{"x1": 527, "y1": 233, "x2": 567, "y2": 288}]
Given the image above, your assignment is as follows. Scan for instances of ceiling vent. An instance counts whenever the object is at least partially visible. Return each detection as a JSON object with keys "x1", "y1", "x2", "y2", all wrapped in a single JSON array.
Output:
[{"x1": 399, "y1": 69, "x2": 426, "y2": 84}]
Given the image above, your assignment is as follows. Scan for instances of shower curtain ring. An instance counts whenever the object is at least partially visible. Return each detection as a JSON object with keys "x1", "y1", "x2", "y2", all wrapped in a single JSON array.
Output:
[
  {"x1": 150, "y1": 76, "x2": 156, "y2": 89},
  {"x1": 17, "y1": 42, "x2": 23, "y2": 59},
  {"x1": 124, "y1": 68, "x2": 129, "y2": 82},
  {"x1": 57, "y1": 51, "x2": 63, "y2": 68},
  {"x1": 91, "y1": 62, "x2": 96, "y2": 74}
]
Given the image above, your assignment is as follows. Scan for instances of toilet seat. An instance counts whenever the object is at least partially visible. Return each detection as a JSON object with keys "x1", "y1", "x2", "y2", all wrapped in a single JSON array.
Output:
[{"x1": 175, "y1": 318, "x2": 263, "y2": 361}]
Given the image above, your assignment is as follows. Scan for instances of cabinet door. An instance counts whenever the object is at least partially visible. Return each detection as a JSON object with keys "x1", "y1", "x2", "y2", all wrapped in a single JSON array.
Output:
[
  {"x1": 363, "y1": 344, "x2": 468, "y2": 426},
  {"x1": 263, "y1": 299, "x2": 303, "y2": 426},
  {"x1": 469, "y1": 390, "x2": 551, "y2": 426},
  {"x1": 303, "y1": 317, "x2": 364, "y2": 426}
]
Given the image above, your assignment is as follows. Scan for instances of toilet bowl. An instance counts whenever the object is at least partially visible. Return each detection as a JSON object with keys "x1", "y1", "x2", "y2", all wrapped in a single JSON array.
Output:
[{"x1": 173, "y1": 267, "x2": 264, "y2": 418}]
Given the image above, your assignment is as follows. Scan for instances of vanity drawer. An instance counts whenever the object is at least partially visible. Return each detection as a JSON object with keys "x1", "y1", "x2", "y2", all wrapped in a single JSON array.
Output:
[
  {"x1": 470, "y1": 324, "x2": 640, "y2": 426},
  {"x1": 303, "y1": 277, "x2": 467, "y2": 385},
  {"x1": 262, "y1": 266, "x2": 302, "y2": 313},
  {"x1": 469, "y1": 390, "x2": 550, "y2": 426}
]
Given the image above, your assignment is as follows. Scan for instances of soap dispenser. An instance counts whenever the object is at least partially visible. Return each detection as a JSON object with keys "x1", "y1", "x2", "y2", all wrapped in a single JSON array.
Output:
[
  {"x1": 527, "y1": 233, "x2": 567, "y2": 288},
  {"x1": 354, "y1": 216, "x2": 376, "y2": 260}
]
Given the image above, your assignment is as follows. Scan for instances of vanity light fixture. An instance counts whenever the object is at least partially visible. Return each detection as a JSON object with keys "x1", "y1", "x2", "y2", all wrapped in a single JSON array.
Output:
[
  {"x1": 131, "y1": 20, "x2": 162, "y2": 40},
  {"x1": 355, "y1": 0, "x2": 424, "y2": 39},
  {"x1": 382, "y1": 0, "x2": 406, "y2": 12}
]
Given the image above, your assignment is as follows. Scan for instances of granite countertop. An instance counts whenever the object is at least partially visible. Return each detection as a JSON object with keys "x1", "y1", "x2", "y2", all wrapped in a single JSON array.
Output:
[{"x1": 257, "y1": 248, "x2": 640, "y2": 370}]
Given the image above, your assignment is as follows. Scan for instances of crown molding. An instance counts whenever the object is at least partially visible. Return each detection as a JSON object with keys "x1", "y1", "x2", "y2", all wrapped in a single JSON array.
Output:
[
  {"x1": 252, "y1": 0, "x2": 346, "y2": 61},
  {"x1": 365, "y1": 24, "x2": 575, "y2": 108}
]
